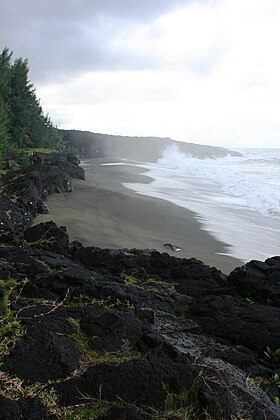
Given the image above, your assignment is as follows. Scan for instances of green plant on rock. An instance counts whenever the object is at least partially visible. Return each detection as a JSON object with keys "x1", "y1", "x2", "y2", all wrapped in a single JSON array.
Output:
[
  {"x1": 264, "y1": 346, "x2": 280, "y2": 363},
  {"x1": 244, "y1": 297, "x2": 256, "y2": 305},
  {"x1": 0, "y1": 320, "x2": 25, "y2": 357},
  {"x1": 0, "y1": 277, "x2": 18, "y2": 316},
  {"x1": 0, "y1": 291, "x2": 9, "y2": 314},
  {"x1": 20, "y1": 147, "x2": 57, "y2": 154},
  {"x1": 120, "y1": 273, "x2": 139, "y2": 285},
  {"x1": 215, "y1": 342, "x2": 231, "y2": 352},
  {"x1": 27, "y1": 236, "x2": 56, "y2": 249},
  {"x1": 65, "y1": 401, "x2": 113, "y2": 420},
  {"x1": 21, "y1": 239, "x2": 29, "y2": 248},
  {"x1": 270, "y1": 372, "x2": 280, "y2": 405},
  {"x1": 143, "y1": 277, "x2": 178, "y2": 293},
  {"x1": 68, "y1": 317, "x2": 143, "y2": 374},
  {"x1": 62, "y1": 397, "x2": 155, "y2": 420},
  {"x1": 230, "y1": 413, "x2": 254, "y2": 420},
  {"x1": 0, "y1": 277, "x2": 26, "y2": 357},
  {"x1": 68, "y1": 294, "x2": 134, "y2": 312},
  {"x1": 20, "y1": 153, "x2": 31, "y2": 169},
  {"x1": 0, "y1": 371, "x2": 68, "y2": 418},
  {"x1": 162, "y1": 382, "x2": 191, "y2": 414}
]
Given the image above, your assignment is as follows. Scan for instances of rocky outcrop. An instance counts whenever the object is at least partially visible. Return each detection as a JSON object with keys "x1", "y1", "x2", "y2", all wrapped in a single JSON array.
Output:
[
  {"x1": 60, "y1": 129, "x2": 242, "y2": 160},
  {"x1": 0, "y1": 396, "x2": 47, "y2": 420},
  {"x1": 0, "y1": 153, "x2": 279, "y2": 419},
  {"x1": 0, "y1": 152, "x2": 84, "y2": 245},
  {"x1": 228, "y1": 257, "x2": 280, "y2": 307}
]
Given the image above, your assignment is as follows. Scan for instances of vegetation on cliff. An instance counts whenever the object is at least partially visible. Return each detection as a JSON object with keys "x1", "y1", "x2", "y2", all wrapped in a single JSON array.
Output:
[{"x1": 0, "y1": 47, "x2": 60, "y2": 158}]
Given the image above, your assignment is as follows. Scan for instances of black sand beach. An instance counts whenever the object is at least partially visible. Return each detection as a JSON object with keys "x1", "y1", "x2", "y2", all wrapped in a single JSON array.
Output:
[{"x1": 35, "y1": 158, "x2": 242, "y2": 273}]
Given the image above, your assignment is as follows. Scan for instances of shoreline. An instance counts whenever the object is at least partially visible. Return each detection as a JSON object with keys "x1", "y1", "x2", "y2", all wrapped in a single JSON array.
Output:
[
  {"x1": 1, "y1": 153, "x2": 279, "y2": 419},
  {"x1": 35, "y1": 158, "x2": 242, "y2": 274}
]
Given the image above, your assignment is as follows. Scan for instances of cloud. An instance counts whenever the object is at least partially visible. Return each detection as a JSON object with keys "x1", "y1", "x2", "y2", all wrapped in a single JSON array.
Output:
[
  {"x1": 1, "y1": 0, "x2": 280, "y2": 147},
  {"x1": 0, "y1": 0, "x2": 191, "y2": 81}
]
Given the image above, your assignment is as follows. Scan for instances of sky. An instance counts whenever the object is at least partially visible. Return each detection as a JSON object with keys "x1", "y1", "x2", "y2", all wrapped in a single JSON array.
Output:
[{"x1": 1, "y1": 0, "x2": 280, "y2": 148}]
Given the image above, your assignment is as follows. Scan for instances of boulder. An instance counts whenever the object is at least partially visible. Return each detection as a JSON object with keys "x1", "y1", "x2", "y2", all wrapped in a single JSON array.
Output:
[
  {"x1": 24, "y1": 221, "x2": 70, "y2": 255},
  {"x1": 189, "y1": 295, "x2": 280, "y2": 351},
  {"x1": 2, "y1": 306, "x2": 81, "y2": 384},
  {"x1": 228, "y1": 257, "x2": 280, "y2": 307},
  {"x1": 54, "y1": 350, "x2": 198, "y2": 408},
  {"x1": 0, "y1": 396, "x2": 47, "y2": 420}
]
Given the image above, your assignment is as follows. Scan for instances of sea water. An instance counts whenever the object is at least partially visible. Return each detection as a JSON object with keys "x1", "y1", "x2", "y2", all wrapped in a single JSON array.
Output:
[{"x1": 122, "y1": 145, "x2": 280, "y2": 263}]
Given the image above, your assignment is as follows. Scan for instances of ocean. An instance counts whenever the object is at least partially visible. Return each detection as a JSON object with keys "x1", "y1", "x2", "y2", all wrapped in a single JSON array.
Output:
[{"x1": 122, "y1": 145, "x2": 280, "y2": 263}]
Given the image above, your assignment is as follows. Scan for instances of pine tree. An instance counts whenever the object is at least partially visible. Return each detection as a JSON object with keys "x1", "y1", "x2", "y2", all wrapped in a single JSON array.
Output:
[
  {"x1": 0, "y1": 47, "x2": 59, "y2": 152},
  {"x1": 9, "y1": 57, "x2": 34, "y2": 147},
  {"x1": 0, "y1": 97, "x2": 9, "y2": 157},
  {"x1": 0, "y1": 47, "x2": 12, "y2": 155}
]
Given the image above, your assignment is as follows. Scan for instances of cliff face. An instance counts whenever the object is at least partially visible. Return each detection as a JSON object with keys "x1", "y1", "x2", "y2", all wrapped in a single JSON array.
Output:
[
  {"x1": 0, "y1": 153, "x2": 279, "y2": 420},
  {"x1": 60, "y1": 129, "x2": 242, "y2": 161},
  {"x1": 0, "y1": 152, "x2": 85, "y2": 246}
]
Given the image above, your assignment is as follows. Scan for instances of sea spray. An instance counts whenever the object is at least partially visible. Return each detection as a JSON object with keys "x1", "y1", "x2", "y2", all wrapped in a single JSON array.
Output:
[
  {"x1": 122, "y1": 145, "x2": 280, "y2": 261},
  {"x1": 157, "y1": 144, "x2": 280, "y2": 218}
]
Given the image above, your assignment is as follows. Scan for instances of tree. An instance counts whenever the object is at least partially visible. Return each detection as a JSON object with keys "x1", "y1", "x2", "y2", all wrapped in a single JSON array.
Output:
[
  {"x1": 0, "y1": 47, "x2": 59, "y2": 152},
  {"x1": 0, "y1": 97, "x2": 9, "y2": 157},
  {"x1": 9, "y1": 57, "x2": 34, "y2": 147},
  {"x1": 0, "y1": 47, "x2": 13, "y2": 155}
]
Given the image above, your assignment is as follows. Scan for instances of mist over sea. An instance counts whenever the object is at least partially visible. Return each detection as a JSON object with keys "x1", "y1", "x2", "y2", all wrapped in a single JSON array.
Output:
[{"x1": 122, "y1": 145, "x2": 280, "y2": 262}]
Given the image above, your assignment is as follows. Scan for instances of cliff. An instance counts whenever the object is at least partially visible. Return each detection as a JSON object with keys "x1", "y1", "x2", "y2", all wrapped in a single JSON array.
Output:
[
  {"x1": 0, "y1": 153, "x2": 279, "y2": 420},
  {"x1": 60, "y1": 130, "x2": 242, "y2": 161}
]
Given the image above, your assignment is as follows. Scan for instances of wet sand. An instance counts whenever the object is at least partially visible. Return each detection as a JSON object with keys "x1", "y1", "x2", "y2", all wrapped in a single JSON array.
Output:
[{"x1": 35, "y1": 158, "x2": 243, "y2": 274}]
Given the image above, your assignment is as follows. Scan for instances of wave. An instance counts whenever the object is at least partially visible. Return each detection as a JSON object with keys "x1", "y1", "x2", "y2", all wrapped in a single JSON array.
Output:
[{"x1": 157, "y1": 144, "x2": 280, "y2": 218}]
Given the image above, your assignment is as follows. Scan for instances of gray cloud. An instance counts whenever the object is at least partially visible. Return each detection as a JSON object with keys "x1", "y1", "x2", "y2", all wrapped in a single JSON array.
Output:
[{"x1": 0, "y1": 0, "x2": 193, "y2": 82}]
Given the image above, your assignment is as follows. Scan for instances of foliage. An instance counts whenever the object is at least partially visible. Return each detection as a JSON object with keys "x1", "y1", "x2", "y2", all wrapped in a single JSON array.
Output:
[
  {"x1": 0, "y1": 277, "x2": 17, "y2": 314},
  {"x1": 0, "y1": 48, "x2": 12, "y2": 157},
  {"x1": 0, "y1": 277, "x2": 26, "y2": 357},
  {"x1": 244, "y1": 297, "x2": 256, "y2": 305},
  {"x1": 20, "y1": 147, "x2": 57, "y2": 154},
  {"x1": 162, "y1": 381, "x2": 195, "y2": 417},
  {"x1": 0, "y1": 47, "x2": 60, "y2": 156},
  {"x1": 264, "y1": 346, "x2": 280, "y2": 363},
  {"x1": 68, "y1": 317, "x2": 143, "y2": 372},
  {"x1": 66, "y1": 401, "x2": 113, "y2": 419},
  {"x1": 270, "y1": 372, "x2": 280, "y2": 405}
]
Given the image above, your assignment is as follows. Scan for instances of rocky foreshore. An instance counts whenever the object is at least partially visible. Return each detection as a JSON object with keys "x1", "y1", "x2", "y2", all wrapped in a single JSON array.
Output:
[{"x1": 0, "y1": 153, "x2": 280, "y2": 419}]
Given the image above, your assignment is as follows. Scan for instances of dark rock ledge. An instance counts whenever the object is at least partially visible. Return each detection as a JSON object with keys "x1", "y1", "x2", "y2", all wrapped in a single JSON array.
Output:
[{"x1": 0, "y1": 152, "x2": 280, "y2": 419}]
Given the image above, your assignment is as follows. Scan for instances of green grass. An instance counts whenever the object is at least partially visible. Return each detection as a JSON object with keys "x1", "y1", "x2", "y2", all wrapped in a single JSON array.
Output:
[
  {"x1": 270, "y1": 372, "x2": 280, "y2": 405},
  {"x1": 0, "y1": 277, "x2": 26, "y2": 357},
  {"x1": 68, "y1": 317, "x2": 143, "y2": 371},
  {"x1": 0, "y1": 278, "x2": 18, "y2": 314},
  {"x1": 65, "y1": 402, "x2": 113, "y2": 419},
  {"x1": 264, "y1": 346, "x2": 280, "y2": 363},
  {"x1": 20, "y1": 147, "x2": 57, "y2": 154},
  {"x1": 0, "y1": 320, "x2": 25, "y2": 357},
  {"x1": 162, "y1": 382, "x2": 191, "y2": 414},
  {"x1": 67, "y1": 294, "x2": 135, "y2": 312}
]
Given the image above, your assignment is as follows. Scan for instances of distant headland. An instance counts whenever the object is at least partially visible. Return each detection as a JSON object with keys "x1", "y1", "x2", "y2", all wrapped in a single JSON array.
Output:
[{"x1": 59, "y1": 129, "x2": 242, "y2": 161}]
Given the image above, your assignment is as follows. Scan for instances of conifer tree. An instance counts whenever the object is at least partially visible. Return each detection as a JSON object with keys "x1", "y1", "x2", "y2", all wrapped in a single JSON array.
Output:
[
  {"x1": 0, "y1": 97, "x2": 9, "y2": 157},
  {"x1": 0, "y1": 47, "x2": 12, "y2": 155},
  {"x1": 0, "y1": 47, "x2": 60, "y2": 153},
  {"x1": 10, "y1": 57, "x2": 34, "y2": 147}
]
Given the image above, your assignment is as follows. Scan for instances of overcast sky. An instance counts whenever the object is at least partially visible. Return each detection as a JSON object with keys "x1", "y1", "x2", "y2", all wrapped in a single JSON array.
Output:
[{"x1": 1, "y1": 0, "x2": 280, "y2": 148}]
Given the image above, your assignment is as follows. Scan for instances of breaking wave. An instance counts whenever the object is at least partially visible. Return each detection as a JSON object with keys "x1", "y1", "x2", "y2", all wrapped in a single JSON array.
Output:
[{"x1": 157, "y1": 144, "x2": 280, "y2": 218}]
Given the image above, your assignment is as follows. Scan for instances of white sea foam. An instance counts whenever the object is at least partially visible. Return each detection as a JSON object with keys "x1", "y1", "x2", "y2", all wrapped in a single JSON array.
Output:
[
  {"x1": 157, "y1": 144, "x2": 280, "y2": 218},
  {"x1": 123, "y1": 145, "x2": 280, "y2": 262}
]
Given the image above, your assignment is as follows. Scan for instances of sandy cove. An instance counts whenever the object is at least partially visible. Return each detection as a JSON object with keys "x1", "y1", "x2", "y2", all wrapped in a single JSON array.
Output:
[{"x1": 35, "y1": 158, "x2": 242, "y2": 274}]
